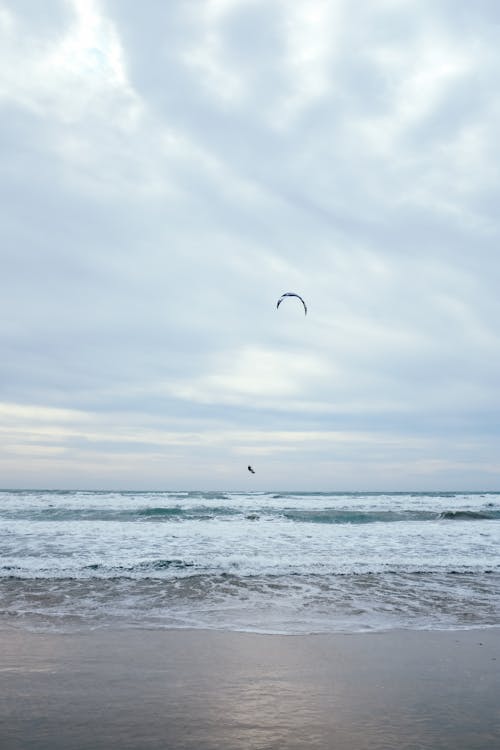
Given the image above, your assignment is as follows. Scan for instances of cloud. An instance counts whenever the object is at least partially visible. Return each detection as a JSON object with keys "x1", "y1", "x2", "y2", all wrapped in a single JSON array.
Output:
[{"x1": 2, "y1": 0, "x2": 500, "y2": 488}]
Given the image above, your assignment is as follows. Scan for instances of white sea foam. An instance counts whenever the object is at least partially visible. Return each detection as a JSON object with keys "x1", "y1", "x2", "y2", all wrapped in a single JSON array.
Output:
[{"x1": 1, "y1": 490, "x2": 499, "y2": 633}]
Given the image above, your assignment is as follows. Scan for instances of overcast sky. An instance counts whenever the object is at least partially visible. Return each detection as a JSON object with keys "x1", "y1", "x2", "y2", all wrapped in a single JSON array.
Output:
[{"x1": 2, "y1": 0, "x2": 500, "y2": 491}]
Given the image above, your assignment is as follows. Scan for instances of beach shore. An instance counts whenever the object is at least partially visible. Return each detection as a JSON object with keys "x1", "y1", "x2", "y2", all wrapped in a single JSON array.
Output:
[{"x1": 1, "y1": 627, "x2": 499, "y2": 750}]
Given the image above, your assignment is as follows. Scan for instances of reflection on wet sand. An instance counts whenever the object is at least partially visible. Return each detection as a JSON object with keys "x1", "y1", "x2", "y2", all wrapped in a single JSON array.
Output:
[{"x1": 1, "y1": 628, "x2": 499, "y2": 750}]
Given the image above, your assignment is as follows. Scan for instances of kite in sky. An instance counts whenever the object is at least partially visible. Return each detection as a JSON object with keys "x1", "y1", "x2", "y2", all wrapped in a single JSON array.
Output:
[
  {"x1": 276, "y1": 292, "x2": 307, "y2": 315},
  {"x1": 248, "y1": 465, "x2": 255, "y2": 474}
]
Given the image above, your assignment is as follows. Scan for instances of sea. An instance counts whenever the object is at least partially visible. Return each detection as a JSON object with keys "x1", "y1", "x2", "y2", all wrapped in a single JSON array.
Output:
[{"x1": 0, "y1": 489, "x2": 499, "y2": 634}]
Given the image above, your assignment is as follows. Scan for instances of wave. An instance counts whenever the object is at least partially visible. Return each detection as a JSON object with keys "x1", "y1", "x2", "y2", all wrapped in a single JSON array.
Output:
[
  {"x1": 0, "y1": 505, "x2": 241, "y2": 523},
  {"x1": 282, "y1": 509, "x2": 433, "y2": 524},
  {"x1": 137, "y1": 506, "x2": 237, "y2": 520},
  {"x1": 3, "y1": 560, "x2": 499, "y2": 581},
  {"x1": 2, "y1": 569, "x2": 499, "y2": 634},
  {"x1": 2, "y1": 506, "x2": 500, "y2": 524},
  {"x1": 438, "y1": 510, "x2": 500, "y2": 520},
  {"x1": 84, "y1": 559, "x2": 195, "y2": 572},
  {"x1": 283, "y1": 508, "x2": 500, "y2": 524}
]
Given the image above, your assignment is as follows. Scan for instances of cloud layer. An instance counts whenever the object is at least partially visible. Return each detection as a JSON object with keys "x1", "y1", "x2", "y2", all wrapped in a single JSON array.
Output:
[{"x1": 2, "y1": 0, "x2": 500, "y2": 489}]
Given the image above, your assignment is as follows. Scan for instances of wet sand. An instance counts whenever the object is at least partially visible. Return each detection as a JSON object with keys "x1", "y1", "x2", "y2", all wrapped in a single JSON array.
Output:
[{"x1": 1, "y1": 627, "x2": 499, "y2": 750}]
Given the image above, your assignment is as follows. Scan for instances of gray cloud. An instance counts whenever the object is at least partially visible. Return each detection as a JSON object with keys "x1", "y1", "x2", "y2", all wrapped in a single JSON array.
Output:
[{"x1": 2, "y1": 0, "x2": 500, "y2": 489}]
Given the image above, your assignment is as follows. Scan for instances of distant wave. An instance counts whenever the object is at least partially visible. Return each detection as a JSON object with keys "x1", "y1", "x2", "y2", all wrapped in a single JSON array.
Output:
[
  {"x1": 439, "y1": 510, "x2": 500, "y2": 520},
  {"x1": 282, "y1": 509, "x2": 432, "y2": 524},
  {"x1": 2, "y1": 506, "x2": 500, "y2": 524},
  {"x1": 0, "y1": 505, "x2": 241, "y2": 523},
  {"x1": 137, "y1": 507, "x2": 186, "y2": 518},
  {"x1": 137, "y1": 506, "x2": 237, "y2": 520},
  {"x1": 283, "y1": 508, "x2": 500, "y2": 524}
]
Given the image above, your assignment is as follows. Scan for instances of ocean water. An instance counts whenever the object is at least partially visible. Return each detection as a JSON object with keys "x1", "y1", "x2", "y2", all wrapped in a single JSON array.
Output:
[{"x1": 0, "y1": 489, "x2": 499, "y2": 634}]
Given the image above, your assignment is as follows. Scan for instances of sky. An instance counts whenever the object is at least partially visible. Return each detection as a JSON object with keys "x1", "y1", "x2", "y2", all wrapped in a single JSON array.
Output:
[{"x1": 2, "y1": 0, "x2": 500, "y2": 491}]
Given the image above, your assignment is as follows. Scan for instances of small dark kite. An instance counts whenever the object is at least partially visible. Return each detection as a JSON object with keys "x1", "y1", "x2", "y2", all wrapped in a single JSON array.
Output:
[{"x1": 276, "y1": 292, "x2": 307, "y2": 315}]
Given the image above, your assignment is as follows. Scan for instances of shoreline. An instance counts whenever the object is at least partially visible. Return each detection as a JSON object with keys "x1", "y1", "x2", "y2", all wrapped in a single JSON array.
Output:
[
  {"x1": 1, "y1": 626, "x2": 499, "y2": 749},
  {"x1": 1, "y1": 620, "x2": 500, "y2": 636}
]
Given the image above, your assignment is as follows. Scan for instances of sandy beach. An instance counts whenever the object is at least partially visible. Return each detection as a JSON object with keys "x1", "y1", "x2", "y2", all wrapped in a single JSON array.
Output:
[{"x1": 1, "y1": 627, "x2": 498, "y2": 750}]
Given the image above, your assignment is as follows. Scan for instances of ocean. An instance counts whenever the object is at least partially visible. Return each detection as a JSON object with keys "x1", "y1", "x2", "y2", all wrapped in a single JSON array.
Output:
[{"x1": 0, "y1": 489, "x2": 499, "y2": 634}]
